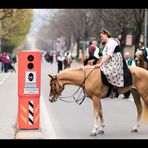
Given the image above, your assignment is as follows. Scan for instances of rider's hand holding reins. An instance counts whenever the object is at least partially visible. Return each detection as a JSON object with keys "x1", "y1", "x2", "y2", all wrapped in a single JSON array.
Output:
[
  {"x1": 94, "y1": 63, "x2": 101, "y2": 68},
  {"x1": 94, "y1": 54, "x2": 111, "y2": 69}
]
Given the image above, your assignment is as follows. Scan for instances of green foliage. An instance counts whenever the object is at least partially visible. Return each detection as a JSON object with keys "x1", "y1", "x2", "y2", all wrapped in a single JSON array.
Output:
[{"x1": 1, "y1": 9, "x2": 33, "y2": 53}]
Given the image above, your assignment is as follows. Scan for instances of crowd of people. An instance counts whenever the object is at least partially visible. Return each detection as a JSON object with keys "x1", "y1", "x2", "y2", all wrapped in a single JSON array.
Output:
[{"x1": 44, "y1": 50, "x2": 73, "y2": 73}]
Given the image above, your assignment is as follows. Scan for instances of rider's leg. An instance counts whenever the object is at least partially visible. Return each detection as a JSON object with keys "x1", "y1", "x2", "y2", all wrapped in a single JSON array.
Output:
[{"x1": 111, "y1": 86, "x2": 119, "y2": 98}]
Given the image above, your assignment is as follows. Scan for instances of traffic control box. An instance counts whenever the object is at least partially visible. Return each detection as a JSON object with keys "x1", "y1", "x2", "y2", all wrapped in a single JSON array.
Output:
[{"x1": 18, "y1": 50, "x2": 41, "y2": 129}]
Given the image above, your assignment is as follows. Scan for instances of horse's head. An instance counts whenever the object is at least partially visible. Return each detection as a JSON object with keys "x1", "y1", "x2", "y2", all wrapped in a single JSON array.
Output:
[{"x1": 48, "y1": 74, "x2": 64, "y2": 103}]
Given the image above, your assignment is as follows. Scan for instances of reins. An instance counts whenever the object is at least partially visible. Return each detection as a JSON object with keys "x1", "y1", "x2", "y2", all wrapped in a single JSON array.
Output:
[{"x1": 55, "y1": 66, "x2": 96, "y2": 105}]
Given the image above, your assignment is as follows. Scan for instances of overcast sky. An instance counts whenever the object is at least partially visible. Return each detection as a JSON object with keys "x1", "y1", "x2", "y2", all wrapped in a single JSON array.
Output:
[
  {"x1": 27, "y1": 9, "x2": 57, "y2": 49},
  {"x1": 29, "y1": 9, "x2": 57, "y2": 33}
]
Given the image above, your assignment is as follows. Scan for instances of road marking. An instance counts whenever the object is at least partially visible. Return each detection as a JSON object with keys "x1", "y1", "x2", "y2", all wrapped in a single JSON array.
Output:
[{"x1": 40, "y1": 95, "x2": 56, "y2": 139}]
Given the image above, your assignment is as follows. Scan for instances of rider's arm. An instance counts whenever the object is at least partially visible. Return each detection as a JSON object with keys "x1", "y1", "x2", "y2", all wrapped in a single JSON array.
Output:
[
  {"x1": 95, "y1": 54, "x2": 111, "y2": 68},
  {"x1": 95, "y1": 39, "x2": 117, "y2": 68}
]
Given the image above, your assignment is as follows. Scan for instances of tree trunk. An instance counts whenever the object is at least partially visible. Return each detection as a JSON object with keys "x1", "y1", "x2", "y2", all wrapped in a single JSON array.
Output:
[
  {"x1": 120, "y1": 34, "x2": 126, "y2": 55},
  {"x1": 118, "y1": 28, "x2": 127, "y2": 55},
  {"x1": 66, "y1": 36, "x2": 71, "y2": 51},
  {"x1": 134, "y1": 30, "x2": 142, "y2": 53},
  {"x1": 76, "y1": 38, "x2": 80, "y2": 59}
]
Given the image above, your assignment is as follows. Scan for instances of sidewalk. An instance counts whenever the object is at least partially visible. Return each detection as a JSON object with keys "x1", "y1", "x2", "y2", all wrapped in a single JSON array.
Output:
[{"x1": 0, "y1": 71, "x2": 17, "y2": 139}]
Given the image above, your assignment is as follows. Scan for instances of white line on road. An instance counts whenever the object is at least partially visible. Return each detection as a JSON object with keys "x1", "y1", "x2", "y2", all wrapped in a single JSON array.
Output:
[{"x1": 40, "y1": 95, "x2": 56, "y2": 139}]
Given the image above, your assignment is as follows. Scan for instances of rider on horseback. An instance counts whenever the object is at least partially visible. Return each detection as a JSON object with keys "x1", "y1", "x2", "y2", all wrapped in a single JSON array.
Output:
[{"x1": 95, "y1": 30, "x2": 133, "y2": 98}]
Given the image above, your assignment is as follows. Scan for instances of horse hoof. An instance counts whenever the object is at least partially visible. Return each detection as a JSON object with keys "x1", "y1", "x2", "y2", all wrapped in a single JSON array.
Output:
[
  {"x1": 98, "y1": 130, "x2": 104, "y2": 134},
  {"x1": 90, "y1": 132, "x2": 97, "y2": 136},
  {"x1": 131, "y1": 129, "x2": 138, "y2": 133}
]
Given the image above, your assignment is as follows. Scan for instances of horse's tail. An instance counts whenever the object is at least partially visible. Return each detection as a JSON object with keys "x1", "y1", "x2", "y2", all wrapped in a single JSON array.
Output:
[{"x1": 142, "y1": 99, "x2": 148, "y2": 123}]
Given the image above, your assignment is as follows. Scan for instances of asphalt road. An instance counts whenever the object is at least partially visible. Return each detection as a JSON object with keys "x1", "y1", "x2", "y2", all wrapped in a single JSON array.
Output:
[
  {"x1": 0, "y1": 66, "x2": 17, "y2": 139},
  {"x1": 0, "y1": 58, "x2": 148, "y2": 139}
]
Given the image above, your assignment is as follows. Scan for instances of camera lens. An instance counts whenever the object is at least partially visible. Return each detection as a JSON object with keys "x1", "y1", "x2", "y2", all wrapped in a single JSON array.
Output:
[
  {"x1": 27, "y1": 63, "x2": 34, "y2": 69},
  {"x1": 27, "y1": 55, "x2": 34, "y2": 62},
  {"x1": 28, "y1": 73, "x2": 34, "y2": 81}
]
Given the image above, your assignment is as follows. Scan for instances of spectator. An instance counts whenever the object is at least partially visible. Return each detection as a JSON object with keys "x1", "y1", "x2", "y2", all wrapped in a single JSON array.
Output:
[
  {"x1": 124, "y1": 51, "x2": 136, "y2": 66},
  {"x1": 2, "y1": 52, "x2": 10, "y2": 73},
  {"x1": 84, "y1": 41, "x2": 101, "y2": 66},
  {"x1": 136, "y1": 42, "x2": 148, "y2": 66},
  {"x1": 57, "y1": 52, "x2": 65, "y2": 73}
]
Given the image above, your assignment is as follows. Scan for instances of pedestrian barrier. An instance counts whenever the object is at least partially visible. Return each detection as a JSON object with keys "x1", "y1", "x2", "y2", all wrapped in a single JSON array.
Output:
[{"x1": 18, "y1": 50, "x2": 41, "y2": 129}]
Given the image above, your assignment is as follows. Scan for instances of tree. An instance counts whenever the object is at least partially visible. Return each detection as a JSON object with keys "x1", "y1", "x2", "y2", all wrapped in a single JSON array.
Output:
[
  {"x1": 103, "y1": 9, "x2": 134, "y2": 53},
  {"x1": 0, "y1": 9, "x2": 14, "y2": 20},
  {"x1": 35, "y1": 9, "x2": 145, "y2": 58},
  {"x1": 1, "y1": 9, "x2": 33, "y2": 53},
  {"x1": 132, "y1": 9, "x2": 145, "y2": 52}
]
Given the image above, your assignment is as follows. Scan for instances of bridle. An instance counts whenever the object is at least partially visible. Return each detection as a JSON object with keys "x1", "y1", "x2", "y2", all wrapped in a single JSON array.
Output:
[
  {"x1": 51, "y1": 75, "x2": 64, "y2": 101},
  {"x1": 50, "y1": 66, "x2": 96, "y2": 105}
]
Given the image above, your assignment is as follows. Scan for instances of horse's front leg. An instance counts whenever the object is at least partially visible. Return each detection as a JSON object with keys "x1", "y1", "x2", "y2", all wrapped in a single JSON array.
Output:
[
  {"x1": 98, "y1": 101, "x2": 105, "y2": 134},
  {"x1": 130, "y1": 88, "x2": 142, "y2": 133},
  {"x1": 90, "y1": 96, "x2": 100, "y2": 136}
]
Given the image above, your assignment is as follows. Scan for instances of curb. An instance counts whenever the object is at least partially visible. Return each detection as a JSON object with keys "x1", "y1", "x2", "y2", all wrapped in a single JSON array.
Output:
[
  {"x1": 14, "y1": 121, "x2": 43, "y2": 139},
  {"x1": 15, "y1": 129, "x2": 42, "y2": 139}
]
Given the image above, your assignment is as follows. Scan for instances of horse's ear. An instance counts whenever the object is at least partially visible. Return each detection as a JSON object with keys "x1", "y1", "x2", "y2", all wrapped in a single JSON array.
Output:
[{"x1": 48, "y1": 74, "x2": 54, "y2": 79}]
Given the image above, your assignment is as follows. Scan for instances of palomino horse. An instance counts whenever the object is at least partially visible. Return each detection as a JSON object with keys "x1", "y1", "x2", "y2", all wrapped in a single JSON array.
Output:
[
  {"x1": 135, "y1": 50, "x2": 148, "y2": 70},
  {"x1": 48, "y1": 66, "x2": 148, "y2": 136}
]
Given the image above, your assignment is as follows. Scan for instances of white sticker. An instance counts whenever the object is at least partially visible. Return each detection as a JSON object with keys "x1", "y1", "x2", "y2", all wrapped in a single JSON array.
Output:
[
  {"x1": 24, "y1": 88, "x2": 39, "y2": 94},
  {"x1": 25, "y1": 71, "x2": 37, "y2": 88}
]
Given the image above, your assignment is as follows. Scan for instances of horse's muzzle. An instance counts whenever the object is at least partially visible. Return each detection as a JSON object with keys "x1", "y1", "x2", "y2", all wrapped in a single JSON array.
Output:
[{"x1": 49, "y1": 96, "x2": 57, "y2": 103}]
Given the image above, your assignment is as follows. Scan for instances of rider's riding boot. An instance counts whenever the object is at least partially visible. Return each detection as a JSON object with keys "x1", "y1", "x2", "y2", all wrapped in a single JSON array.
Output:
[{"x1": 111, "y1": 87, "x2": 119, "y2": 98}]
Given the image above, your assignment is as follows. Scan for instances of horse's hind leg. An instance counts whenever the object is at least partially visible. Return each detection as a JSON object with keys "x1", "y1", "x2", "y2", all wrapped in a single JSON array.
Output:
[
  {"x1": 98, "y1": 101, "x2": 105, "y2": 134},
  {"x1": 130, "y1": 88, "x2": 142, "y2": 133},
  {"x1": 90, "y1": 96, "x2": 100, "y2": 136}
]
